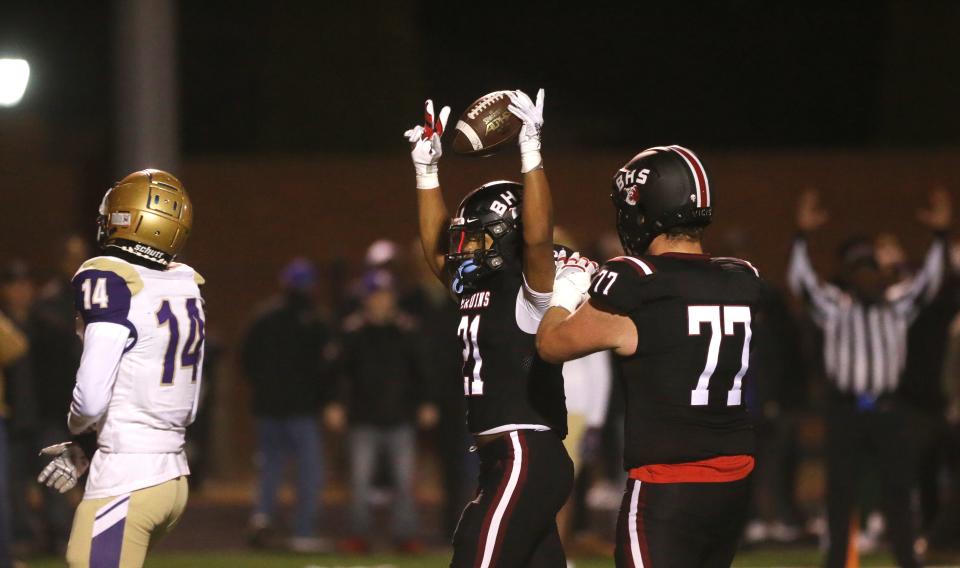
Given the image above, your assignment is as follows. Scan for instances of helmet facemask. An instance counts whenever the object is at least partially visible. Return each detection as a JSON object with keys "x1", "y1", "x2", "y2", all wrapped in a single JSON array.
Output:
[
  {"x1": 445, "y1": 180, "x2": 525, "y2": 295},
  {"x1": 446, "y1": 216, "x2": 518, "y2": 295}
]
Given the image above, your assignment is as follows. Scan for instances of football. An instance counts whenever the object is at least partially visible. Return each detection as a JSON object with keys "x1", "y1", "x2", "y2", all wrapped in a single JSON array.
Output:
[{"x1": 452, "y1": 90, "x2": 522, "y2": 156}]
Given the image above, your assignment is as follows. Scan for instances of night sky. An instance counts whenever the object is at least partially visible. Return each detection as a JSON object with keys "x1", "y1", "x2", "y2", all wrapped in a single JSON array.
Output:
[{"x1": 2, "y1": 2, "x2": 959, "y2": 156}]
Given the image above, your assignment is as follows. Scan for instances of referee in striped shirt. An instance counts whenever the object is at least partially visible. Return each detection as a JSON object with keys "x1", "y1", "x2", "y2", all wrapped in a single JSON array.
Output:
[{"x1": 788, "y1": 189, "x2": 951, "y2": 568}]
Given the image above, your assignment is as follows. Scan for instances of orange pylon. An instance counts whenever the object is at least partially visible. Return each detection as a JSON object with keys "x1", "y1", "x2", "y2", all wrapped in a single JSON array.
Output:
[{"x1": 846, "y1": 509, "x2": 859, "y2": 568}]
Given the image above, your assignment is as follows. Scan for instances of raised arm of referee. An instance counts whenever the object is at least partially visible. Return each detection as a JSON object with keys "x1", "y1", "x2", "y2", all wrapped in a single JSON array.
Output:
[{"x1": 787, "y1": 188, "x2": 952, "y2": 568}]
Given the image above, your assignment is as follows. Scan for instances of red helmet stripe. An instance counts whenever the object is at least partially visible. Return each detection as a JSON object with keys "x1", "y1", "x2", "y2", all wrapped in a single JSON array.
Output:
[{"x1": 669, "y1": 145, "x2": 710, "y2": 208}]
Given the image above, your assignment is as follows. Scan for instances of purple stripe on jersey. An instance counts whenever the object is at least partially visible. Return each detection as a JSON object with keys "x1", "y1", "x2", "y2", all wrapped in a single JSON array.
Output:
[
  {"x1": 90, "y1": 517, "x2": 125, "y2": 568},
  {"x1": 94, "y1": 496, "x2": 130, "y2": 521}
]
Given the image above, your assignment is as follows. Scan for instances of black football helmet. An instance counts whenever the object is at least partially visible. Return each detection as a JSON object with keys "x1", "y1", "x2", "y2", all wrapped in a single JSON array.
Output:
[
  {"x1": 447, "y1": 180, "x2": 524, "y2": 294},
  {"x1": 611, "y1": 145, "x2": 712, "y2": 255}
]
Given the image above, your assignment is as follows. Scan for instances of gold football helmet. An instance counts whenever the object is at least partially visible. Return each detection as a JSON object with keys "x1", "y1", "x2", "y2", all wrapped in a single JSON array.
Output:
[{"x1": 97, "y1": 169, "x2": 193, "y2": 267}]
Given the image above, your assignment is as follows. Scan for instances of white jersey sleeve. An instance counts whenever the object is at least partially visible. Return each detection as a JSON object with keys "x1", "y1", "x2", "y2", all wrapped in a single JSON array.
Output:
[
  {"x1": 68, "y1": 322, "x2": 129, "y2": 435},
  {"x1": 515, "y1": 274, "x2": 553, "y2": 334}
]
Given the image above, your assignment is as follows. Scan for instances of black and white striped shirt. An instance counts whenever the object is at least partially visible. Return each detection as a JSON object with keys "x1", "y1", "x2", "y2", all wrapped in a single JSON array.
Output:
[{"x1": 788, "y1": 236, "x2": 945, "y2": 396}]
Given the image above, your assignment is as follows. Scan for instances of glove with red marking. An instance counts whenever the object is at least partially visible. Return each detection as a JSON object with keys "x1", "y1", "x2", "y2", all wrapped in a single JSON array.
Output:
[
  {"x1": 550, "y1": 251, "x2": 598, "y2": 313},
  {"x1": 404, "y1": 99, "x2": 451, "y2": 190}
]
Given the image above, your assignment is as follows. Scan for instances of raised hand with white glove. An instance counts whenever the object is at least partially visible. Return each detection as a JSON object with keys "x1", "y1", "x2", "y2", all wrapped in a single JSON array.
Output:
[
  {"x1": 404, "y1": 99, "x2": 451, "y2": 190},
  {"x1": 507, "y1": 88, "x2": 545, "y2": 174},
  {"x1": 37, "y1": 441, "x2": 89, "y2": 493},
  {"x1": 550, "y1": 251, "x2": 599, "y2": 313}
]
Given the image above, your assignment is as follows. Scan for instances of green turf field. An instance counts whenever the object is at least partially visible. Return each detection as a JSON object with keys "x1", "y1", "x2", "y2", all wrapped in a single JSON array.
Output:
[{"x1": 22, "y1": 550, "x2": 907, "y2": 568}]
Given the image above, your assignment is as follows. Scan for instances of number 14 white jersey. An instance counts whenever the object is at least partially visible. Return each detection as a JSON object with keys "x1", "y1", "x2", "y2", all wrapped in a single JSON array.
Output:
[{"x1": 72, "y1": 256, "x2": 205, "y2": 499}]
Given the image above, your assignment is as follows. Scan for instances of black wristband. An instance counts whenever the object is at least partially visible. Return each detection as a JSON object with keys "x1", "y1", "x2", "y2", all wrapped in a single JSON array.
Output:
[{"x1": 72, "y1": 431, "x2": 97, "y2": 459}]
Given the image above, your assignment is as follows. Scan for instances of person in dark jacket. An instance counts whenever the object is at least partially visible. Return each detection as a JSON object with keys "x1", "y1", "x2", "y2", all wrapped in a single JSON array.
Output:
[
  {"x1": 0, "y1": 267, "x2": 30, "y2": 568},
  {"x1": 26, "y1": 236, "x2": 88, "y2": 554},
  {"x1": 325, "y1": 269, "x2": 436, "y2": 553},
  {"x1": 400, "y1": 241, "x2": 476, "y2": 540},
  {"x1": 1, "y1": 260, "x2": 39, "y2": 563},
  {"x1": 241, "y1": 258, "x2": 332, "y2": 553}
]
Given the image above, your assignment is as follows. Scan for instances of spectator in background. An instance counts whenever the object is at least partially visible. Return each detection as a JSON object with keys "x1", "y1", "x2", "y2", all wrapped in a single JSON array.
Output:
[
  {"x1": 918, "y1": 240, "x2": 960, "y2": 554},
  {"x1": 558, "y1": 351, "x2": 612, "y2": 546},
  {"x1": 326, "y1": 269, "x2": 436, "y2": 554},
  {"x1": 744, "y1": 279, "x2": 810, "y2": 544},
  {"x1": 0, "y1": 301, "x2": 29, "y2": 568},
  {"x1": 788, "y1": 189, "x2": 950, "y2": 568},
  {"x1": 241, "y1": 258, "x2": 332, "y2": 553},
  {"x1": 717, "y1": 229, "x2": 810, "y2": 546},
  {"x1": 336, "y1": 240, "x2": 402, "y2": 322},
  {"x1": 399, "y1": 240, "x2": 475, "y2": 539},
  {"x1": 884, "y1": 229, "x2": 960, "y2": 533},
  {"x1": 365, "y1": 239, "x2": 400, "y2": 273},
  {"x1": 0, "y1": 261, "x2": 37, "y2": 435},
  {"x1": 0, "y1": 261, "x2": 39, "y2": 559},
  {"x1": 27, "y1": 235, "x2": 88, "y2": 554}
]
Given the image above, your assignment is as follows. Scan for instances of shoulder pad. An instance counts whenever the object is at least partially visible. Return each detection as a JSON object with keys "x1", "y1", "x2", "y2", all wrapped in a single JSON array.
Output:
[
  {"x1": 168, "y1": 262, "x2": 205, "y2": 286},
  {"x1": 606, "y1": 256, "x2": 656, "y2": 276},
  {"x1": 75, "y1": 257, "x2": 143, "y2": 296},
  {"x1": 588, "y1": 256, "x2": 656, "y2": 313},
  {"x1": 710, "y1": 256, "x2": 760, "y2": 278}
]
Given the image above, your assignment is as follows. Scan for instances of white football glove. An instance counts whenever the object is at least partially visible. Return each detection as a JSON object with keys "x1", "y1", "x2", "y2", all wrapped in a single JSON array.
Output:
[
  {"x1": 37, "y1": 442, "x2": 89, "y2": 494},
  {"x1": 507, "y1": 88, "x2": 545, "y2": 173},
  {"x1": 403, "y1": 99, "x2": 451, "y2": 190},
  {"x1": 550, "y1": 251, "x2": 598, "y2": 313}
]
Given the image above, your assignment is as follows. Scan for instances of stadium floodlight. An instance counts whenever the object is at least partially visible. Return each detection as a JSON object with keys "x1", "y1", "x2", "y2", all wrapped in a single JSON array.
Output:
[{"x1": 0, "y1": 58, "x2": 30, "y2": 107}]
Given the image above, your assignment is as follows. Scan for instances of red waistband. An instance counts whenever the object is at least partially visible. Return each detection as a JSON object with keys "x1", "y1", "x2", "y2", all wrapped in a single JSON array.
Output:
[{"x1": 628, "y1": 455, "x2": 755, "y2": 483}]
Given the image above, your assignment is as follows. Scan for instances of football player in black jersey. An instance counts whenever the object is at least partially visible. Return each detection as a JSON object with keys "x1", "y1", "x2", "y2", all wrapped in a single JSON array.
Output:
[
  {"x1": 404, "y1": 92, "x2": 589, "y2": 567},
  {"x1": 537, "y1": 146, "x2": 763, "y2": 568}
]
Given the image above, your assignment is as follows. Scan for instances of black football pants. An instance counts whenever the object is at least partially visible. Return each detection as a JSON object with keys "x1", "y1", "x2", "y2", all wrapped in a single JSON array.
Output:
[
  {"x1": 615, "y1": 476, "x2": 750, "y2": 568},
  {"x1": 451, "y1": 429, "x2": 574, "y2": 568}
]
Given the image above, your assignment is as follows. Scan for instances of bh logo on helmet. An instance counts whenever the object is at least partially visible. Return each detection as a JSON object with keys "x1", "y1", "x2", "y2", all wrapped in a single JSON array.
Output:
[{"x1": 488, "y1": 190, "x2": 517, "y2": 216}]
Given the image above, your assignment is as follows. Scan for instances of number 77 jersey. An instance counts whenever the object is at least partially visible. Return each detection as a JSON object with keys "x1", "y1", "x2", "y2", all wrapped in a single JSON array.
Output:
[
  {"x1": 589, "y1": 253, "x2": 762, "y2": 470},
  {"x1": 72, "y1": 256, "x2": 205, "y2": 457}
]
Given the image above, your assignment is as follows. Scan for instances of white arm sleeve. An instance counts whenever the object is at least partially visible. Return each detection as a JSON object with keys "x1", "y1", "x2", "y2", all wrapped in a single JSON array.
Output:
[
  {"x1": 787, "y1": 238, "x2": 842, "y2": 327},
  {"x1": 891, "y1": 237, "x2": 946, "y2": 322},
  {"x1": 584, "y1": 350, "x2": 613, "y2": 427},
  {"x1": 515, "y1": 274, "x2": 553, "y2": 334},
  {"x1": 68, "y1": 322, "x2": 129, "y2": 435},
  {"x1": 562, "y1": 350, "x2": 613, "y2": 426}
]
